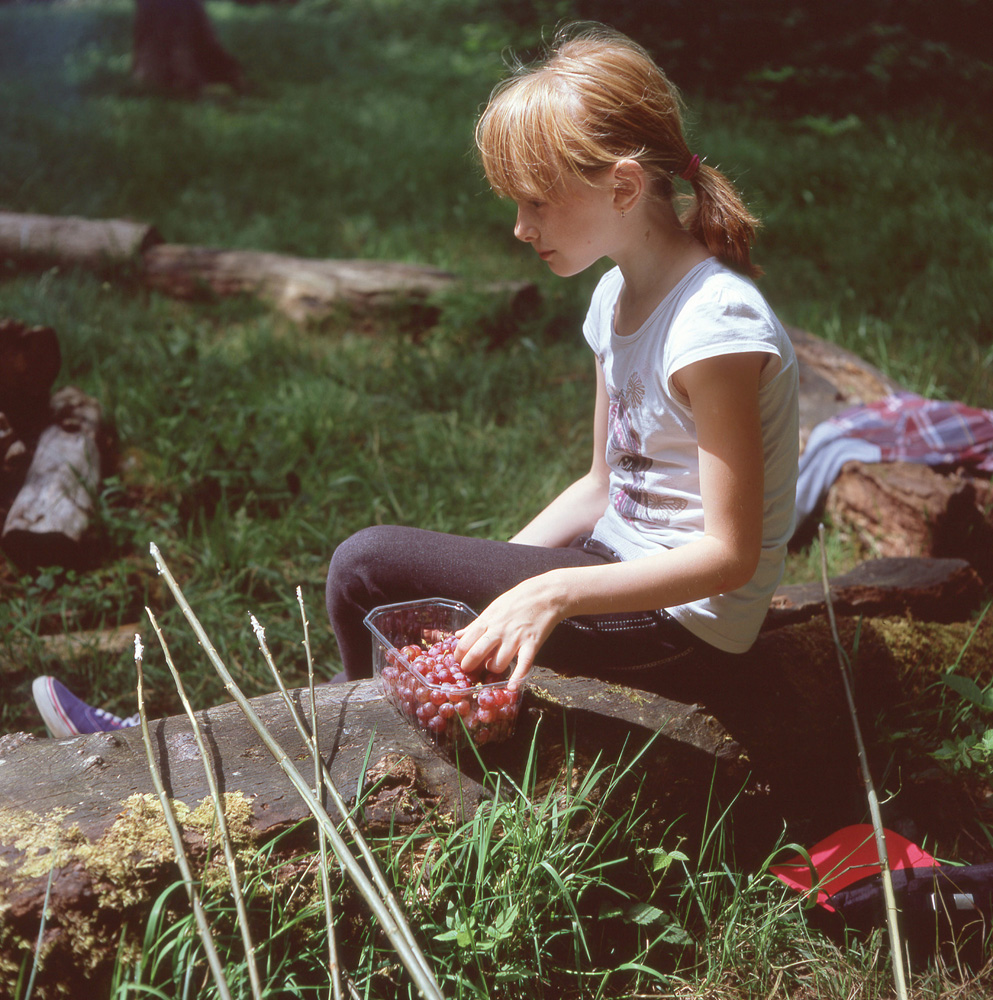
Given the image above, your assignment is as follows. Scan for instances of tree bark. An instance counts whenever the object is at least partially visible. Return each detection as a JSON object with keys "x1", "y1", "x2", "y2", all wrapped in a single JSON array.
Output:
[
  {"x1": 824, "y1": 461, "x2": 993, "y2": 583},
  {"x1": 767, "y1": 554, "x2": 985, "y2": 626},
  {"x1": 1, "y1": 387, "x2": 103, "y2": 569},
  {"x1": 1, "y1": 557, "x2": 988, "y2": 993}
]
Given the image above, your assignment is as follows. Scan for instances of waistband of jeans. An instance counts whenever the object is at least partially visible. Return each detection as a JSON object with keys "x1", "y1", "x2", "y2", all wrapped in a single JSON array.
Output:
[{"x1": 568, "y1": 533, "x2": 622, "y2": 563}]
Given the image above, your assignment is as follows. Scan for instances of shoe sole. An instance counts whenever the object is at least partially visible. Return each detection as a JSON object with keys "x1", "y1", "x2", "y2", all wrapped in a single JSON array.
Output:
[{"x1": 31, "y1": 676, "x2": 79, "y2": 739}]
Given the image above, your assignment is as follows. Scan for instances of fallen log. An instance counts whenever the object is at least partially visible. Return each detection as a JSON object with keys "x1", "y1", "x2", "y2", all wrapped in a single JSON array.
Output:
[
  {"x1": 1, "y1": 386, "x2": 103, "y2": 568},
  {"x1": 767, "y1": 555, "x2": 985, "y2": 626},
  {"x1": 824, "y1": 462, "x2": 993, "y2": 584},
  {"x1": 141, "y1": 243, "x2": 540, "y2": 324},
  {"x1": 0, "y1": 213, "x2": 540, "y2": 325},
  {"x1": 0, "y1": 667, "x2": 744, "y2": 993},
  {"x1": 1, "y1": 556, "x2": 989, "y2": 992},
  {"x1": 0, "y1": 213, "x2": 161, "y2": 269}
]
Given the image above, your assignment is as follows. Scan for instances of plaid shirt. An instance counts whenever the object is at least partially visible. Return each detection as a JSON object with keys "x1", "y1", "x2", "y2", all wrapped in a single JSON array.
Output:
[{"x1": 830, "y1": 391, "x2": 993, "y2": 473}]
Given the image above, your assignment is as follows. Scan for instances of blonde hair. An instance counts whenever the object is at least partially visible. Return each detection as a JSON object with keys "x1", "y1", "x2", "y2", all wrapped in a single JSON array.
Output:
[{"x1": 475, "y1": 24, "x2": 762, "y2": 278}]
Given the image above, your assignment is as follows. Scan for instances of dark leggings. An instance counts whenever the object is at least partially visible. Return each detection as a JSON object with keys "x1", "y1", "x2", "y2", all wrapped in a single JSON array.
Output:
[{"x1": 325, "y1": 525, "x2": 712, "y2": 682}]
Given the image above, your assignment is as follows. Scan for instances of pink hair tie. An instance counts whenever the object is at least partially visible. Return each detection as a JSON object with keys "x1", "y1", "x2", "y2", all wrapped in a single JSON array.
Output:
[{"x1": 679, "y1": 154, "x2": 701, "y2": 181}]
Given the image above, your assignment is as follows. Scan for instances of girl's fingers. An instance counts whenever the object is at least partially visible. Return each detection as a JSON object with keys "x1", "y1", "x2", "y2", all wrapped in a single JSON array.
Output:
[
  {"x1": 455, "y1": 625, "x2": 501, "y2": 675},
  {"x1": 506, "y1": 646, "x2": 535, "y2": 691}
]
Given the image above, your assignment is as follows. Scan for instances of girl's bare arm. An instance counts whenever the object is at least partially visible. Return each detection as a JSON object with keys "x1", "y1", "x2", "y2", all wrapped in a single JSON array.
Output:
[{"x1": 456, "y1": 351, "x2": 768, "y2": 685}]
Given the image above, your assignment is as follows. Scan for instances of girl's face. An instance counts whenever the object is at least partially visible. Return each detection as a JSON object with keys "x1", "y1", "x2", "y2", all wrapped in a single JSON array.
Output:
[{"x1": 511, "y1": 171, "x2": 619, "y2": 278}]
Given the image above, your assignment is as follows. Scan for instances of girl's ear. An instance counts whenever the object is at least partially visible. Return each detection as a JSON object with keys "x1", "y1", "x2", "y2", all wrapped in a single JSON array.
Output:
[{"x1": 611, "y1": 159, "x2": 646, "y2": 215}]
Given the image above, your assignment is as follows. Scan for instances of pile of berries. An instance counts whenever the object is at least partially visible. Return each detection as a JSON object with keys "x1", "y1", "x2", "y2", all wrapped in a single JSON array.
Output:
[{"x1": 379, "y1": 631, "x2": 522, "y2": 746}]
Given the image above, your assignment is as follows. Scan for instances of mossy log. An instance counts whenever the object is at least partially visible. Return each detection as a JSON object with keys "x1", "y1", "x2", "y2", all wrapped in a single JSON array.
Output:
[
  {"x1": 1, "y1": 557, "x2": 989, "y2": 994},
  {"x1": 0, "y1": 670, "x2": 739, "y2": 995}
]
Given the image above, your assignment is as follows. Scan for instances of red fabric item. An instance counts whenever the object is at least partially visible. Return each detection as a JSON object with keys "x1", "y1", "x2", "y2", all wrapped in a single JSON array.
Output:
[{"x1": 771, "y1": 824, "x2": 939, "y2": 911}]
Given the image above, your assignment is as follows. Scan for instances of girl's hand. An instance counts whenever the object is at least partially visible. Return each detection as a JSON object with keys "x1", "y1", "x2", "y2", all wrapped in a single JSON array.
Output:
[{"x1": 454, "y1": 575, "x2": 565, "y2": 691}]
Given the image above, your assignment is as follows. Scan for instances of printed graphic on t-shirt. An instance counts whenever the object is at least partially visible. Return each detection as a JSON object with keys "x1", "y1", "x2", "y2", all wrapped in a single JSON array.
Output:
[{"x1": 607, "y1": 374, "x2": 688, "y2": 526}]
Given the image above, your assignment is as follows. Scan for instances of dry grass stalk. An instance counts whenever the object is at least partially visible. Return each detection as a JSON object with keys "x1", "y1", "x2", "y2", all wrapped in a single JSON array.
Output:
[
  {"x1": 148, "y1": 542, "x2": 445, "y2": 1000},
  {"x1": 817, "y1": 524, "x2": 909, "y2": 1000},
  {"x1": 249, "y1": 611, "x2": 438, "y2": 990},
  {"x1": 145, "y1": 607, "x2": 264, "y2": 1000},
  {"x1": 297, "y1": 585, "x2": 344, "y2": 1000},
  {"x1": 134, "y1": 633, "x2": 234, "y2": 1000}
]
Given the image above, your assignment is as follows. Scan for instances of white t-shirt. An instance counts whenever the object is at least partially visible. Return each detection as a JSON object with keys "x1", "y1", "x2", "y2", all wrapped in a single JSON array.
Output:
[{"x1": 583, "y1": 258, "x2": 799, "y2": 653}]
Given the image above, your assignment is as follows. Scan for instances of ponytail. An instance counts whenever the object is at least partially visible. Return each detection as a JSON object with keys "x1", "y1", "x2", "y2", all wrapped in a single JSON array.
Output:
[{"x1": 681, "y1": 165, "x2": 763, "y2": 279}]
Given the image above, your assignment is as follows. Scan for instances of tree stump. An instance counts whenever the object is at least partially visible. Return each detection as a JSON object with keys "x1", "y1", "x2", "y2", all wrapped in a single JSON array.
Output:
[
  {"x1": 0, "y1": 318, "x2": 62, "y2": 439},
  {"x1": 2, "y1": 387, "x2": 104, "y2": 568}
]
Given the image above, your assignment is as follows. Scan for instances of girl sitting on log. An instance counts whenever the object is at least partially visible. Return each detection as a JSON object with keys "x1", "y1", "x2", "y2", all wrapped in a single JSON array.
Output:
[
  {"x1": 325, "y1": 24, "x2": 799, "y2": 689},
  {"x1": 33, "y1": 23, "x2": 798, "y2": 737}
]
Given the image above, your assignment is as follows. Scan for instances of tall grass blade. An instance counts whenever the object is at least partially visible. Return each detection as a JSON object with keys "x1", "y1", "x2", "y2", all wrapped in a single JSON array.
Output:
[
  {"x1": 21, "y1": 853, "x2": 56, "y2": 1000},
  {"x1": 134, "y1": 634, "x2": 234, "y2": 1000},
  {"x1": 818, "y1": 523, "x2": 909, "y2": 1000},
  {"x1": 148, "y1": 542, "x2": 444, "y2": 1000},
  {"x1": 297, "y1": 585, "x2": 344, "y2": 1000},
  {"x1": 248, "y1": 610, "x2": 437, "y2": 989},
  {"x1": 145, "y1": 608, "x2": 264, "y2": 1000}
]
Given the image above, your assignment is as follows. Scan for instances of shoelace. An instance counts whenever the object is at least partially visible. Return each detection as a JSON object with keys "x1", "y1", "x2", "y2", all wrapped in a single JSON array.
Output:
[{"x1": 94, "y1": 707, "x2": 140, "y2": 728}]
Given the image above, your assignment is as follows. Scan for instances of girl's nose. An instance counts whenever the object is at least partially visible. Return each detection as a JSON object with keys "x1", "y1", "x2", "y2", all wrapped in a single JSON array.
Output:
[{"x1": 514, "y1": 206, "x2": 537, "y2": 242}]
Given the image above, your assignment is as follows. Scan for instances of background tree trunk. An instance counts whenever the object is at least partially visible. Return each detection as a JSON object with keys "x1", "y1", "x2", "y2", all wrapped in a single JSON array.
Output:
[{"x1": 132, "y1": 0, "x2": 245, "y2": 96}]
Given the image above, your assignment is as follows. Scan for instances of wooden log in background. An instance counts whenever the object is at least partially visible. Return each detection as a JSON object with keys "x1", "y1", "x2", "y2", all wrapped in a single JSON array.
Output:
[
  {"x1": 0, "y1": 213, "x2": 161, "y2": 269},
  {"x1": 141, "y1": 243, "x2": 540, "y2": 324},
  {"x1": 0, "y1": 213, "x2": 538, "y2": 325},
  {"x1": 786, "y1": 325, "x2": 902, "y2": 449}
]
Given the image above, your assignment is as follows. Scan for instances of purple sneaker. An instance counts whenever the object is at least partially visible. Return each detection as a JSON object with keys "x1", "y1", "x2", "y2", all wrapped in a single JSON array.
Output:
[{"x1": 32, "y1": 676, "x2": 140, "y2": 739}]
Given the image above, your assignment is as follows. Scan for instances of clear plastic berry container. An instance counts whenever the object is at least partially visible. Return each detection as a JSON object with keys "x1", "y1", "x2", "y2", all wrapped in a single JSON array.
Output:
[{"x1": 363, "y1": 598, "x2": 524, "y2": 749}]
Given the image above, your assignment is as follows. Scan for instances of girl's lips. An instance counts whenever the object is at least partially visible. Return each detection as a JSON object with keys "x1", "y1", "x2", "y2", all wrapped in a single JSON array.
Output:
[{"x1": 537, "y1": 249, "x2": 554, "y2": 260}]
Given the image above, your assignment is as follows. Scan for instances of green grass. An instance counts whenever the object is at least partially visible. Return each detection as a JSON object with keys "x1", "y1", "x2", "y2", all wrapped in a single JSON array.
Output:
[
  {"x1": 2, "y1": 1, "x2": 992, "y2": 995},
  {"x1": 87, "y1": 721, "x2": 993, "y2": 999}
]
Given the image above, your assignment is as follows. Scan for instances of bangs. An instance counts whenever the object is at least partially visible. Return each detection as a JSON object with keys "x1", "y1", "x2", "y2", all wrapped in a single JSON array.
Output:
[{"x1": 476, "y1": 75, "x2": 595, "y2": 203}]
